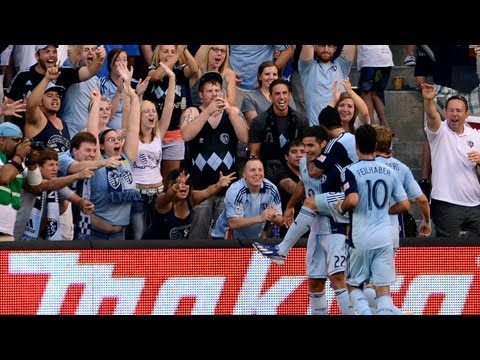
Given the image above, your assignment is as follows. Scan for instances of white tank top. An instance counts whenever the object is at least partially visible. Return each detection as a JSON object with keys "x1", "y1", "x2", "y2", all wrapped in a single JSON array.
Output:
[{"x1": 131, "y1": 136, "x2": 163, "y2": 185}]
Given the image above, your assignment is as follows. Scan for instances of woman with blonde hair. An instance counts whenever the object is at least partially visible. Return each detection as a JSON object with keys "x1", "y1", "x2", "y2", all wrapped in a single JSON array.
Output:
[
  {"x1": 129, "y1": 62, "x2": 176, "y2": 240},
  {"x1": 144, "y1": 45, "x2": 198, "y2": 180},
  {"x1": 189, "y1": 45, "x2": 236, "y2": 107}
]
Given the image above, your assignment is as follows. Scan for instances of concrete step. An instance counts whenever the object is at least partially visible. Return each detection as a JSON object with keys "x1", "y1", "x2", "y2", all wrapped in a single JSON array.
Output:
[
  {"x1": 384, "y1": 89, "x2": 425, "y2": 222},
  {"x1": 385, "y1": 89, "x2": 425, "y2": 179},
  {"x1": 349, "y1": 66, "x2": 417, "y2": 90}
]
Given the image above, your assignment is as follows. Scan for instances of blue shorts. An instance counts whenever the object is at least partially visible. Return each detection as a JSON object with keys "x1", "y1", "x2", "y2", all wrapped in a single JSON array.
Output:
[{"x1": 358, "y1": 67, "x2": 392, "y2": 101}]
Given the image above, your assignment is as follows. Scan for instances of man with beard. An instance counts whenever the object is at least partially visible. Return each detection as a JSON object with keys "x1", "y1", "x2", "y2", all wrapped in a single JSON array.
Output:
[
  {"x1": 5, "y1": 45, "x2": 105, "y2": 131},
  {"x1": 299, "y1": 44, "x2": 356, "y2": 126},
  {"x1": 59, "y1": 45, "x2": 105, "y2": 136}
]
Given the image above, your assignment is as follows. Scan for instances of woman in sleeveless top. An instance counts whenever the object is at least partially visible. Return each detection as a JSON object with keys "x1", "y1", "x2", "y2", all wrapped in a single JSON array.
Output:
[{"x1": 142, "y1": 168, "x2": 236, "y2": 240}]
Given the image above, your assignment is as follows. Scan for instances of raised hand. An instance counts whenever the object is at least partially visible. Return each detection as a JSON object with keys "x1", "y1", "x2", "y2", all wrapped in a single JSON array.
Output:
[
  {"x1": 90, "y1": 88, "x2": 101, "y2": 102},
  {"x1": 95, "y1": 45, "x2": 106, "y2": 62},
  {"x1": 0, "y1": 98, "x2": 26, "y2": 118},
  {"x1": 159, "y1": 61, "x2": 175, "y2": 79},
  {"x1": 218, "y1": 171, "x2": 237, "y2": 187},
  {"x1": 341, "y1": 78, "x2": 354, "y2": 93},
  {"x1": 135, "y1": 76, "x2": 151, "y2": 97},
  {"x1": 330, "y1": 80, "x2": 341, "y2": 104},
  {"x1": 420, "y1": 83, "x2": 437, "y2": 101},
  {"x1": 46, "y1": 66, "x2": 61, "y2": 81}
]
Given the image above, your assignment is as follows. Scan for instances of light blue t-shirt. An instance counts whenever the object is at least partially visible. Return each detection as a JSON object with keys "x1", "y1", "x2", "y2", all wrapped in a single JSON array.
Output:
[
  {"x1": 90, "y1": 153, "x2": 137, "y2": 226},
  {"x1": 229, "y1": 45, "x2": 289, "y2": 91},
  {"x1": 58, "y1": 151, "x2": 76, "y2": 177},
  {"x1": 375, "y1": 155, "x2": 423, "y2": 229},
  {"x1": 59, "y1": 58, "x2": 100, "y2": 137},
  {"x1": 212, "y1": 177, "x2": 282, "y2": 239}
]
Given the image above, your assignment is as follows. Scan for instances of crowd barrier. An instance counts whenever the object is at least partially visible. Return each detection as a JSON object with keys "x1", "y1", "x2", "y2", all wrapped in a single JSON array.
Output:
[{"x1": 0, "y1": 238, "x2": 478, "y2": 315}]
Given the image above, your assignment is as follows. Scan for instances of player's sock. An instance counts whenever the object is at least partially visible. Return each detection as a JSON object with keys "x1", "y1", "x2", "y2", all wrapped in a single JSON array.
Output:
[
  {"x1": 350, "y1": 288, "x2": 372, "y2": 315},
  {"x1": 376, "y1": 295, "x2": 396, "y2": 315},
  {"x1": 309, "y1": 291, "x2": 327, "y2": 315},
  {"x1": 363, "y1": 286, "x2": 377, "y2": 314},
  {"x1": 335, "y1": 288, "x2": 355, "y2": 315}
]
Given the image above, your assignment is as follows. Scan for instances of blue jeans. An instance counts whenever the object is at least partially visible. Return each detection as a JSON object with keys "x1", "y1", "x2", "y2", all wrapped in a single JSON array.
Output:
[
  {"x1": 189, "y1": 195, "x2": 225, "y2": 240},
  {"x1": 90, "y1": 228, "x2": 125, "y2": 240},
  {"x1": 129, "y1": 193, "x2": 156, "y2": 240}
]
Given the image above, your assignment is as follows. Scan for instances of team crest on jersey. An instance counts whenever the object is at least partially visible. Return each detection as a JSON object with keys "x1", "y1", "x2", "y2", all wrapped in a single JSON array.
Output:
[
  {"x1": 108, "y1": 170, "x2": 121, "y2": 189},
  {"x1": 169, "y1": 224, "x2": 191, "y2": 240},
  {"x1": 235, "y1": 206, "x2": 242, "y2": 215},
  {"x1": 320, "y1": 174, "x2": 327, "y2": 183},
  {"x1": 468, "y1": 141, "x2": 474, "y2": 148},
  {"x1": 220, "y1": 133, "x2": 229, "y2": 145},
  {"x1": 122, "y1": 171, "x2": 133, "y2": 184},
  {"x1": 47, "y1": 218, "x2": 58, "y2": 238}
]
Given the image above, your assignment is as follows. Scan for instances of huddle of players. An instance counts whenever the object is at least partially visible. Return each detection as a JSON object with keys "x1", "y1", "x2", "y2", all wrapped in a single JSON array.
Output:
[{"x1": 254, "y1": 106, "x2": 430, "y2": 315}]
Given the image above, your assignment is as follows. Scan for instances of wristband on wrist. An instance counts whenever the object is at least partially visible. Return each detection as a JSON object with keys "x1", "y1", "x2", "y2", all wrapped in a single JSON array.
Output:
[
  {"x1": 8, "y1": 159, "x2": 24, "y2": 173},
  {"x1": 26, "y1": 166, "x2": 42, "y2": 186}
]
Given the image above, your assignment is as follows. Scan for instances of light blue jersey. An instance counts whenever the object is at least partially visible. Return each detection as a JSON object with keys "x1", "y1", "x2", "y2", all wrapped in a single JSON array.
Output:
[
  {"x1": 299, "y1": 157, "x2": 323, "y2": 233},
  {"x1": 212, "y1": 178, "x2": 282, "y2": 239},
  {"x1": 375, "y1": 155, "x2": 423, "y2": 236},
  {"x1": 343, "y1": 159, "x2": 407, "y2": 250}
]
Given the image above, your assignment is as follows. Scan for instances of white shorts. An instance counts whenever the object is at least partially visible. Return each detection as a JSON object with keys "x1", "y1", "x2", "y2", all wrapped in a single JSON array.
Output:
[
  {"x1": 391, "y1": 223, "x2": 400, "y2": 252},
  {"x1": 345, "y1": 244, "x2": 396, "y2": 287},
  {"x1": 306, "y1": 232, "x2": 347, "y2": 278},
  {"x1": 314, "y1": 192, "x2": 349, "y2": 224}
]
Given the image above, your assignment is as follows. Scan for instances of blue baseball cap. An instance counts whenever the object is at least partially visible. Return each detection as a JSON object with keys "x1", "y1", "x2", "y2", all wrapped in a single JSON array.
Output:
[
  {"x1": 44, "y1": 82, "x2": 66, "y2": 95},
  {"x1": 0, "y1": 122, "x2": 23, "y2": 138}
]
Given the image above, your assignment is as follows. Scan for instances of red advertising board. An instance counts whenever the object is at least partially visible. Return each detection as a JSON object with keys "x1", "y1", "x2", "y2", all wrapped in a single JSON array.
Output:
[{"x1": 0, "y1": 247, "x2": 478, "y2": 315}]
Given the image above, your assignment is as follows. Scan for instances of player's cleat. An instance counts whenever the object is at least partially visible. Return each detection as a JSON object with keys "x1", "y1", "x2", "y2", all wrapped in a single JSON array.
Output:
[{"x1": 252, "y1": 242, "x2": 286, "y2": 265}]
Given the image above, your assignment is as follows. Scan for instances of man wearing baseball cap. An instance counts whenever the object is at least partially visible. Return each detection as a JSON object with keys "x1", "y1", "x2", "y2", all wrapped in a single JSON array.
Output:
[
  {"x1": 25, "y1": 67, "x2": 71, "y2": 153},
  {"x1": 0, "y1": 122, "x2": 33, "y2": 241},
  {"x1": 5, "y1": 44, "x2": 106, "y2": 132}
]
